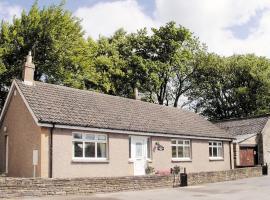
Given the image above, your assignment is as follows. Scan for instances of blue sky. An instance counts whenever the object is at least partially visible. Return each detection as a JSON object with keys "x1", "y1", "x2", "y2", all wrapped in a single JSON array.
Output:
[
  {"x1": 1, "y1": 0, "x2": 270, "y2": 57},
  {"x1": 4, "y1": 0, "x2": 156, "y2": 15}
]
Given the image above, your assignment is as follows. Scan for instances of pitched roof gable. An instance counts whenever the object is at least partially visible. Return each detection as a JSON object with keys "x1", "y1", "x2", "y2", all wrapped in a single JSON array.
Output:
[
  {"x1": 215, "y1": 116, "x2": 269, "y2": 137},
  {"x1": 13, "y1": 80, "x2": 231, "y2": 139}
]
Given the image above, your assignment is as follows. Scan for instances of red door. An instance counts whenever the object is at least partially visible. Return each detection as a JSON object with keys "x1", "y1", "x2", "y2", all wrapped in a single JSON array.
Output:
[{"x1": 240, "y1": 147, "x2": 255, "y2": 166}]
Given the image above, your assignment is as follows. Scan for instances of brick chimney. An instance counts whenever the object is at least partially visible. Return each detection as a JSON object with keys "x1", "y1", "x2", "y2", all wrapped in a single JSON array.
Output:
[{"x1": 22, "y1": 51, "x2": 35, "y2": 85}]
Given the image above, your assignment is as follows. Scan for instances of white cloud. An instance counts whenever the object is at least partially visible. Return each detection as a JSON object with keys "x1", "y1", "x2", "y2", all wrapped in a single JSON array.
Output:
[
  {"x1": 155, "y1": 0, "x2": 270, "y2": 56},
  {"x1": 0, "y1": 2, "x2": 22, "y2": 22},
  {"x1": 75, "y1": 0, "x2": 158, "y2": 39},
  {"x1": 75, "y1": 0, "x2": 270, "y2": 57}
]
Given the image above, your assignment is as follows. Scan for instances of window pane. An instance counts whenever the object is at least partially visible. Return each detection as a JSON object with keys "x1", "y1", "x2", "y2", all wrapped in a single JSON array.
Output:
[
  {"x1": 172, "y1": 146, "x2": 177, "y2": 158},
  {"x1": 97, "y1": 135, "x2": 106, "y2": 141},
  {"x1": 213, "y1": 142, "x2": 217, "y2": 146},
  {"x1": 178, "y1": 140, "x2": 184, "y2": 145},
  {"x1": 97, "y1": 143, "x2": 107, "y2": 158},
  {"x1": 184, "y1": 146, "x2": 190, "y2": 158},
  {"x1": 136, "y1": 143, "x2": 143, "y2": 157},
  {"x1": 178, "y1": 146, "x2": 184, "y2": 158},
  {"x1": 218, "y1": 147, "x2": 223, "y2": 157},
  {"x1": 213, "y1": 147, "x2": 217, "y2": 157},
  {"x1": 184, "y1": 140, "x2": 190, "y2": 145},
  {"x1": 209, "y1": 142, "x2": 212, "y2": 146},
  {"x1": 85, "y1": 142, "x2": 95, "y2": 157},
  {"x1": 74, "y1": 142, "x2": 83, "y2": 157},
  {"x1": 171, "y1": 140, "x2": 176, "y2": 145},
  {"x1": 85, "y1": 134, "x2": 95, "y2": 140},
  {"x1": 209, "y1": 147, "x2": 212, "y2": 157},
  {"x1": 73, "y1": 133, "x2": 82, "y2": 139}
]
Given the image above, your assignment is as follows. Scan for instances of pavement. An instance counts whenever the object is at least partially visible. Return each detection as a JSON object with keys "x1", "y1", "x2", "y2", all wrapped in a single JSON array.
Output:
[{"x1": 23, "y1": 176, "x2": 270, "y2": 200}]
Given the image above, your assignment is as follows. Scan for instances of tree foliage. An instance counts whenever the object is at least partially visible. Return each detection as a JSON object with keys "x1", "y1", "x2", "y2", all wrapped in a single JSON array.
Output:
[
  {"x1": 0, "y1": 2, "x2": 269, "y2": 121},
  {"x1": 189, "y1": 54, "x2": 270, "y2": 120},
  {"x1": 0, "y1": 2, "x2": 95, "y2": 107}
]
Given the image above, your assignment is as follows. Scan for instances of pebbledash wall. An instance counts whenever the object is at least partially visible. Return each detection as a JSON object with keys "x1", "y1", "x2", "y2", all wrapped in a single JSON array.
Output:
[
  {"x1": 0, "y1": 167, "x2": 262, "y2": 199},
  {"x1": 52, "y1": 128, "x2": 232, "y2": 178},
  {"x1": 0, "y1": 87, "x2": 43, "y2": 177}
]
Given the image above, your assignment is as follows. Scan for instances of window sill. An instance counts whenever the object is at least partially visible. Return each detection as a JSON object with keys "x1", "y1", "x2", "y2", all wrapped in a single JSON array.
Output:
[
  {"x1": 209, "y1": 157, "x2": 224, "y2": 161},
  {"x1": 128, "y1": 159, "x2": 152, "y2": 163},
  {"x1": 171, "y1": 158, "x2": 192, "y2": 162},
  {"x1": 72, "y1": 158, "x2": 109, "y2": 163}
]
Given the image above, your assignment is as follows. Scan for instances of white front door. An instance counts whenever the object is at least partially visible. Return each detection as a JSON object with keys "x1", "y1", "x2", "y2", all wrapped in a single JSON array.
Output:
[{"x1": 131, "y1": 136, "x2": 147, "y2": 176}]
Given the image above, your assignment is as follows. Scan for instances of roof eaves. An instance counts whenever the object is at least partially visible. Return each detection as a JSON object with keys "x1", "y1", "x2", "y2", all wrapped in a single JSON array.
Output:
[{"x1": 37, "y1": 121, "x2": 234, "y2": 140}]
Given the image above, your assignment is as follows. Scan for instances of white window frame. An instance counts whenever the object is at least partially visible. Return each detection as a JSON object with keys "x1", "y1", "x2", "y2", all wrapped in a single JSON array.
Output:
[
  {"x1": 72, "y1": 132, "x2": 108, "y2": 162},
  {"x1": 171, "y1": 139, "x2": 191, "y2": 161},
  {"x1": 209, "y1": 141, "x2": 223, "y2": 160},
  {"x1": 128, "y1": 136, "x2": 152, "y2": 162}
]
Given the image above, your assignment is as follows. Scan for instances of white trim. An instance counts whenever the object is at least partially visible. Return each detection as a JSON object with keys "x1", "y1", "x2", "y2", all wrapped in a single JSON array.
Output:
[
  {"x1": 53, "y1": 124, "x2": 233, "y2": 141},
  {"x1": 72, "y1": 158, "x2": 108, "y2": 163},
  {"x1": 171, "y1": 139, "x2": 191, "y2": 160},
  {"x1": 128, "y1": 158, "x2": 152, "y2": 163},
  {"x1": 171, "y1": 158, "x2": 192, "y2": 162},
  {"x1": 130, "y1": 136, "x2": 148, "y2": 176},
  {"x1": 72, "y1": 132, "x2": 108, "y2": 160},
  {"x1": 209, "y1": 141, "x2": 224, "y2": 159},
  {"x1": 37, "y1": 122, "x2": 53, "y2": 127}
]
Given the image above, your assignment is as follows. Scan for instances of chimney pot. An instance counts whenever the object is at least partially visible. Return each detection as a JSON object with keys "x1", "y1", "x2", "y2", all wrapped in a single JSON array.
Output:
[
  {"x1": 134, "y1": 87, "x2": 139, "y2": 100},
  {"x1": 23, "y1": 51, "x2": 35, "y2": 85}
]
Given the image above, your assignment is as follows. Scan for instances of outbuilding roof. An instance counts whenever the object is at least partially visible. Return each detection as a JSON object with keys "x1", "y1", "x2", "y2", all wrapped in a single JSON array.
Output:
[
  {"x1": 215, "y1": 115, "x2": 269, "y2": 137},
  {"x1": 12, "y1": 80, "x2": 231, "y2": 139}
]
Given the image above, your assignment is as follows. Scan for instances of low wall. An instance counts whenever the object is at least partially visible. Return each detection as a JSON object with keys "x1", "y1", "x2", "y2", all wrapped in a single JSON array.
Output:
[
  {"x1": 188, "y1": 166, "x2": 262, "y2": 185},
  {"x1": 0, "y1": 167, "x2": 262, "y2": 199}
]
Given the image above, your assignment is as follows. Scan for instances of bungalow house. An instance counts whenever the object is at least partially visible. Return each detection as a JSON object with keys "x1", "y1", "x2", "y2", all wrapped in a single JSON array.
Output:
[
  {"x1": 216, "y1": 115, "x2": 270, "y2": 168},
  {"x1": 0, "y1": 53, "x2": 234, "y2": 178}
]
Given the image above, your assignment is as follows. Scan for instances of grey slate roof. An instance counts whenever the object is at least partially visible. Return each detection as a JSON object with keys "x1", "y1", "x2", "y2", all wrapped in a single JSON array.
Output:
[
  {"x1": 215, "y1": 116, "x2": 269, "y2": 137},
  {"x1": 16, "y1": 80, "x2": 232, "y2": 139}
]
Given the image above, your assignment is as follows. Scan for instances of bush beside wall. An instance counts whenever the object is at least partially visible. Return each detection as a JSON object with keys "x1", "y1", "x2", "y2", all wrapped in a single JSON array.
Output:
[{"x1": 0, "y1": 167, "x2": 262, "y2": 199}]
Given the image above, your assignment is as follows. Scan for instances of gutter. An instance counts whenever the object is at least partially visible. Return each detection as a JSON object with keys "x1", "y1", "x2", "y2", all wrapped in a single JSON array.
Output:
[
  {"x1": 37, "y1": 123, "x2": 234, "y2": 142},
  {"x1": 49, "y1": 123, "x2": 55, "y2": 178}
]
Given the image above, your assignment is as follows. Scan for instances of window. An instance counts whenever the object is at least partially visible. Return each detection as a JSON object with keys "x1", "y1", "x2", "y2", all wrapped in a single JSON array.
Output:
[
  {"x1": 171, "y1": 139, "x2": 191, "y2": 160},
  {"x1": 72, "y1": 133, "x2": 107, "y2": 160},
  {"x1": 209, "y1": 141, "x2": 223, "y2": 159}
]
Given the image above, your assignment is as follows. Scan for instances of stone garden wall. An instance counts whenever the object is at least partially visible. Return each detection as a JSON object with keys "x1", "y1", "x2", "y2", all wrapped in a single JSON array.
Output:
[{"x1": 0, "y1": 167, "x2": 262, "y2": 199}]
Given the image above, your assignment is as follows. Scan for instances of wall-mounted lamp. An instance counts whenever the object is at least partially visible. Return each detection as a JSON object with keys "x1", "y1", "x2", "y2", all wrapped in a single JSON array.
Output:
[{"x1": 155, "y1": 142, "x2": 164, "y2": 151}]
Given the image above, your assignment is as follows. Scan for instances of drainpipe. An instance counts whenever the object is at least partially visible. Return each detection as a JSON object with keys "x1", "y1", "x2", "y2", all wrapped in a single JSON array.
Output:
[
  {"x1": 49, "y1": 123, "x2": 55, "y2": 178},
  {"x1": 229, "y1": 141, "x2": 232, "y2": 169}
]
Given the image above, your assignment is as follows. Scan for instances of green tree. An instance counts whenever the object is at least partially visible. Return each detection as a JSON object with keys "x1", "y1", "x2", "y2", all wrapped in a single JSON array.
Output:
[
  {"x1": 0, "y1": 2, "x2": 95, "y2": 109},
  {"x1": 84, "y1": 30, "x2": 128, "y2": 96},
  {"x1": 189, "y1": 54, "x2": 270, "y2": 120},
  {"x1": 103, "y1": 22, "x2": 205, "y2": 107}
]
